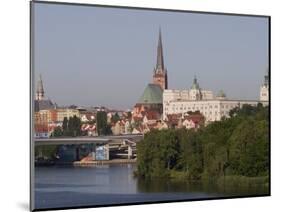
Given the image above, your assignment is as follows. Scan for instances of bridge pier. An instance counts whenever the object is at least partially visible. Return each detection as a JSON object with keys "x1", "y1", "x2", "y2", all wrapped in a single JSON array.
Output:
[
  {"x1": 75, "y1": 145, "x2": 80, "y2": 161},
  {"x1": 128, "y1": 145, "x2": 132, "y2": 159},
  {"x1": 90, "y1": 143, "x2": 96, "y2": 160},
  {"x1": 105, "y1": 143, "x2": 110, "y2": 160},
  {"x1": 38, "y1": 147, "x2": 43, "y2": 158}
]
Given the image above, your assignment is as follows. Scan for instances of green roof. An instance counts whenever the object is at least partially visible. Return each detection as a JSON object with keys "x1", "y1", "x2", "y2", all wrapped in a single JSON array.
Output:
[
  {"x1": 191, "y1": 76, "x2": 200, "y2": 90},
  {"x1": 217, "y1": 90, "x2": 226, "y2": 97},
  {"x1": 138, "y1": 84, "x2": 163, "y2": 104}
]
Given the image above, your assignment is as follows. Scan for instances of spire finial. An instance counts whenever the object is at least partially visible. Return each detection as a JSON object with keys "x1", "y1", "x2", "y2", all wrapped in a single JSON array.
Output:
[
  {"x1": 191, "y1": 75, "x2": 200, "y2": 90},
  {"x1": 156, "y1": 27, "x2": 164, "y2": 70},
  {"x1": 194, "y1": 75, "x2": 197, "y2": 83}
]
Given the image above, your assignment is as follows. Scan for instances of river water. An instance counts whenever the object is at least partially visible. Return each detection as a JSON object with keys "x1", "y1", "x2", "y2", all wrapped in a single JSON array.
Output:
[{"x1": 34, "y1": 164, "x2": 268, "y2": 210}]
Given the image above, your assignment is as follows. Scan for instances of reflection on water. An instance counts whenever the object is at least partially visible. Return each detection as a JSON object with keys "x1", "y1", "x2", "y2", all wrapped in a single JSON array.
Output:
[
  {"x1": 34, "y1": 164, "x2": 269, "y2": 210},
  {"x1": 137, "y1": 178, "x2": 268, "y2": 197}
]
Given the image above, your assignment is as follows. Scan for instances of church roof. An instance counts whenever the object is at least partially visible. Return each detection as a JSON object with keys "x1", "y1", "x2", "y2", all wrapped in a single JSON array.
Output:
[
  {"x1": 34, "y1": 99, "x2": 55, "y2": 112},
  {"x1": 137, "y1": 84, "x2": 163, "y2": 104}
]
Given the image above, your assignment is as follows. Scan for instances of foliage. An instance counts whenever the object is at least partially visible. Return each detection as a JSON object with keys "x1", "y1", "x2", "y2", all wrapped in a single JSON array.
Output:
[
  {"x1": 96, "y1": 111, "x2": 112, "y2": 135},
  {"x1": 136, "y1": 105, "x2": 269, "y2": 180},
  {"x1": 57, "y1": 116, "x2": 82, "y2": 137},
  {"x1": 51, "y1": 126, "x2": 63, "y2": 137},
  {"x1": 35, "y1": 145, "x2": 57, "y2": 159}
]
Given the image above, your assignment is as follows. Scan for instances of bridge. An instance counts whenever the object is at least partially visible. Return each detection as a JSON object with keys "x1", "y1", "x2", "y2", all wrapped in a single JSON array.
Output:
[
  {"x1": 34, "y1": 134, "x2": 143, "y2": 146},
  {"x1": 34, "y1": 134, "x2": 144, "y2": 161}
]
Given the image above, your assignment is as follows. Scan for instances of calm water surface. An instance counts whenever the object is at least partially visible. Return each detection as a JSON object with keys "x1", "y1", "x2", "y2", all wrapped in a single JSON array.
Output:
[{"x1": 35, "y1": 164, "x2": 268, "y2": 209}]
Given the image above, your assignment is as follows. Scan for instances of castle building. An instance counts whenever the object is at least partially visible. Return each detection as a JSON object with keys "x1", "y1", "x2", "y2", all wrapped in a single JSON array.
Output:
[
  {"x1": 260, "y1": 70, "x2": 269, "y2": 101},
  {"x1": 163, "y1": 76, "x2": 214, "y2": 103},
  {"x1": 163, "y1": 75, "x2": 269, "y2": 123}
]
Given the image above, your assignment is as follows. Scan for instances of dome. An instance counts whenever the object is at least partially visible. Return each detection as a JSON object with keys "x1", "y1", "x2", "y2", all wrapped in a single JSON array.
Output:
[
  {"x1": 217, "y1": 90, "x2": 226, "y2": 98},
  {"x1": 191, "y1": 76, "x2": 200, "y2": 90}
]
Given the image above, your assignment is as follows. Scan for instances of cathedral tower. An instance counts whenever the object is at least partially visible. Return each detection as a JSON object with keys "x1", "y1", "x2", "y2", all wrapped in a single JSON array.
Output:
[{"x1": 153, "y1": 28, "x2": 168, "y2": 90}]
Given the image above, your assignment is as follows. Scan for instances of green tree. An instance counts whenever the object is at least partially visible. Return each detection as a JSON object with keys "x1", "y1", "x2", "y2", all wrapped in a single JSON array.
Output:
[
  {"x1": 72, "y1": 115, "x2": 81, "y2": 136},
  {"x1": 52, "y1": 126, "x2": 63, "y2": 137},
  {"x1": 96, "y1": 111, "x2": 112, "y2": 135},
  {"x1": 62, "y1": 117, "x2": 68, "y2": 136},
  {"x1": 228, "y1": 118, "x2": 269, "y2": 176},
  {"x1": 136, "y1": 105, "x2": 269, "y2": 180}
]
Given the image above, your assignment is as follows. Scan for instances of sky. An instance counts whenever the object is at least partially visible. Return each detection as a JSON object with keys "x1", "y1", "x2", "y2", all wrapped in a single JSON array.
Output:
[{"x1": 33, "y1": 2, "x2": 269, "y2": 110}]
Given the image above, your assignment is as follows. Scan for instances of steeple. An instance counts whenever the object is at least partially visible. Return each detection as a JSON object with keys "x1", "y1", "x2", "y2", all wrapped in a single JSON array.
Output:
[
  {"x1": 156, "y1": 27, "x2": 164, "y2": 71},
  {"x1": 36, "y1": 74, "x2": 45, "y2": 100},
  {"x1": 153, "y1": 27, "x2": 168, "y2": 90}
]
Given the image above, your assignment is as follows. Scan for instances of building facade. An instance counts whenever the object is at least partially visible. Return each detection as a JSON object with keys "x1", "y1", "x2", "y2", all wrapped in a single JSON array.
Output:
[
  {"x1": 163, "y1": 76, "x2": 269, "y2": 122},
  {"x1": 163, "y1": 77, "x2": 214, "y2": 103},
  {"x1": 56, "y1": 108, "x2": 80, "y2": 122}
]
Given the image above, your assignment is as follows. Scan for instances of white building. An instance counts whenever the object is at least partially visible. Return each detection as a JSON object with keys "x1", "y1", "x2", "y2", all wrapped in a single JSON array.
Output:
[
  {"x1": 163, "y1": 77, "x2": 214, "y2": 102},
  {"x1": 163, "y1": 76, "x2": 269, "y2": 123}
]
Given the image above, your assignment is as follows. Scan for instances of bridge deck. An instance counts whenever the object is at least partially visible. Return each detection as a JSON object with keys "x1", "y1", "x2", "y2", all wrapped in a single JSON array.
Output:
[{"x1": 34, "y1": 134, "x2": 143, "y2": 146}]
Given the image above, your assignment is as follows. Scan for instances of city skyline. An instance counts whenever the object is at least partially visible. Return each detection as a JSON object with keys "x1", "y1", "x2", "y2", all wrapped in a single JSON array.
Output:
[{"x1": 34, "y1": 3, "x2": 269, "y2": 110}]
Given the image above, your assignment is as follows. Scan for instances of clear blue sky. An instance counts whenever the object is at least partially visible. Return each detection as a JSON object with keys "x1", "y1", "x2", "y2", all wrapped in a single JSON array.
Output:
[{"x1": 33, "y1": 2, "x2": 269, "y2": 110}]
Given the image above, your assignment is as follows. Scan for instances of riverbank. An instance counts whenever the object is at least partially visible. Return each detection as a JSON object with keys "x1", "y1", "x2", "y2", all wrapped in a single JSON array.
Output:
[
  {"x1": 73, "y1": 158, "x2": 137, "y2": 166},
  {"x1": 35, "y1": 158, "x2": 137, "y2": 167},
  {"x1": 137, "y1": 169, "x2": 269, "y2": 189}
]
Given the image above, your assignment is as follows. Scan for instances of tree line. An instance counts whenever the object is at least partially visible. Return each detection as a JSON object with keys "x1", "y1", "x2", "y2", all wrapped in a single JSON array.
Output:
[
  {"x1": 136, "y1": 104, "x2": 269, "y2": 180},
  {"x1": 51, "y1": 111, "x2": 114, "y2": 137},
  {"x1": 51, "y1": 115, "x2": 82, "y2": 137}
]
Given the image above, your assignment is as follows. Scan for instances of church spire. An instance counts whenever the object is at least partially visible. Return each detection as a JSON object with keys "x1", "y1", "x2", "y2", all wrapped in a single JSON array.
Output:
[
  {"x1": 152, "y1": 28, "x2": 168, "y2": 90},
  {"x1": 36, "y1": 74, "x2": 45, "y2": 100},
  {"x1": 156, "y1": 27, "x2": 164, "y2": 71}
]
